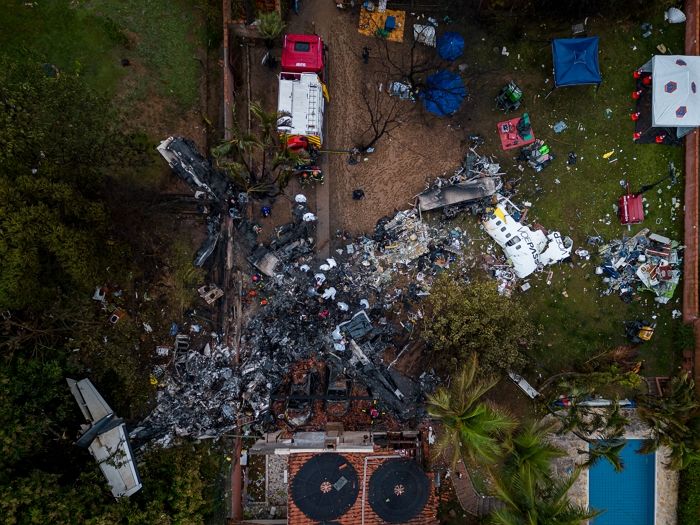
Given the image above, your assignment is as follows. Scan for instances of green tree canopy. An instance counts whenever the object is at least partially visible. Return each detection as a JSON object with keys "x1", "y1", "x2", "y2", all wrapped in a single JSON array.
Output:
[
  {"x1": 212, "y1": 101, "x2": 300, "y2": 196},
  {"x1": 421, "y1": 273, "x2": 535, "y2": 374},
  {"x1": 257, "y1": 12, "x2": 285, "y2": 45},
  {"x1": 637, "y1": 372, "x2": 700, "y2": 470},
  {"x1": 490, "y1": 424, "x2": 598, "y2": 525},
  {"x1": 501, "y1": 420, "x2": 566, "y2": 487},
  {"x1": 0, "y1": 58, "x2": 133, "y2": 311},
  {"x1": 0, "y1": 56, "x2": 224, "y2": 524}
]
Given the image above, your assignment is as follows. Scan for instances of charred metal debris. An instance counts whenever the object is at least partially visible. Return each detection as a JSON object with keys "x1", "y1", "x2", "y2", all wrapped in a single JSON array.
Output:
[
  {"x1": 137, "y1": 138, "x2": 496, "y2": 446},
  {"x1": 157, "y1": 137, "x2": 235, "y2": 267},
  {"x1": 140, "y1": 140, "x2": 559, "y2": 446},
  {"x1": 593, "y1": 229, "x2": 682, "y2": 304},
  {"x1": 133, "y1": 198, "x2": 468, "y2": 445}
]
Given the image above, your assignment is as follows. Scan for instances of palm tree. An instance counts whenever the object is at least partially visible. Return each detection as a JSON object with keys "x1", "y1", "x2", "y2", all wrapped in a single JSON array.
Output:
[
  {"x1": 580, "y1": 437, "x2": 626, "y2": 472},
  {"x1": 212, "y1": 101, "x2": 299, "y2": 195},
  {"x1": 489, "y1": 466, "x2": 600, "y2": 525},
  {"x1": 502, "y1": 420, "x2": 566, "y2": 487},
  {"x1": 549, "y1": 392, "x2": 628, "y2": 473},
  {"x1": 258, "y1": 12, "x2": 285, "y2": 48},
  {"x1": 426, "y1": 353, "x2": 516, "y2": 469},
  {"x1": 637, "y1": 372, "x2": 700, "y2": 469}
]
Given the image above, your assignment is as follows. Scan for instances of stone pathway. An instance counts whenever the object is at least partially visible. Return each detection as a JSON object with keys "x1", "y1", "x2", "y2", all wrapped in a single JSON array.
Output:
[{"x1": 451, "y1": 460, "x2": 502, "y2": 517}]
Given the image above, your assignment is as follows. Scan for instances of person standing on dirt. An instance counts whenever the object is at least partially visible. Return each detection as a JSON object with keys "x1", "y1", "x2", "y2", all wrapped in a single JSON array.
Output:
[{"x1": 362, "y1": 47, "x2": 370, "y2": 64}]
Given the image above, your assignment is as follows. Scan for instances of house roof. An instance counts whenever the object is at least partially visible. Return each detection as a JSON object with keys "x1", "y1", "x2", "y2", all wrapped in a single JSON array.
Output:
[{"x1": 287, "y1": 452, "x2": 438, "y2": 525}]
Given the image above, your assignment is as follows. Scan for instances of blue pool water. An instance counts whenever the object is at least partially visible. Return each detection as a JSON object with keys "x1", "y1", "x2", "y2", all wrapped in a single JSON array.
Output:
[{"x1": 589, "y1": 439, "x2": 655, "y2": 525}]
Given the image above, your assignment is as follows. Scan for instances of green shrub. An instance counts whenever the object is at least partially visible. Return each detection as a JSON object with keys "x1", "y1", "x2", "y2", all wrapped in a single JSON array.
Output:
[{"x1": 678, "y1": 462, "x2": 700, "y2": 525}]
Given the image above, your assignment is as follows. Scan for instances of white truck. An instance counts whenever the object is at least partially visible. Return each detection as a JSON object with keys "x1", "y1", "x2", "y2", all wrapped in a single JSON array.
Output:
[{"x1": 277, "y1": 72, "x2": 325, "y2": 148}]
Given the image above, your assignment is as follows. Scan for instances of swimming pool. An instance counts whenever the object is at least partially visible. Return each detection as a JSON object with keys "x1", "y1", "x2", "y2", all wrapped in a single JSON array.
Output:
[{"x1": 589, "y1": 439, "x2": 655, "y2": 525}]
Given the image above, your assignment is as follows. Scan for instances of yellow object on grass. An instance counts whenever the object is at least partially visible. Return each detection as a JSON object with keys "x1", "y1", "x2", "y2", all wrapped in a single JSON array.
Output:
[
  {"x1": 358, "y1": 8, "x2": 406, "y2": 43},
  {"x1": 603, "y1": 150, "x2": 615, "y2": 159},
  {"x1": 638, "y1": 325, "x2": 654, "y2": 341}
]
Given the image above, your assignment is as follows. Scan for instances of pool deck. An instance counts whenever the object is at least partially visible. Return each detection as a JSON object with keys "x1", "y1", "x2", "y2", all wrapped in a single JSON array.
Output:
[{"x1": 547, "y1": 411, "x2": 679, "y2": 525}]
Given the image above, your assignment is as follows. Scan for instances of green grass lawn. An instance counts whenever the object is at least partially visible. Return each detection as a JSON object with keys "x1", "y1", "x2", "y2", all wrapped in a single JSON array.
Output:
[
  {"x1": 455, "y1": 12, "x2": 688, "y2": 376},
  {"x1": 83, "y1": 0, "x2": 205, "y2": 107},
  {"x1": 0, "y1": 0, "x2": 125, "y2": 93},
  {"x1": 0, "y1": 0, "x2": 203, "y2": 108}
]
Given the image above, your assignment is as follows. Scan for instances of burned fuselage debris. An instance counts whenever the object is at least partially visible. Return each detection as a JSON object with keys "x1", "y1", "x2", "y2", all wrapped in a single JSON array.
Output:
[
  {"x1": 134, "y1": 189, "x2": 465, "y2": 444},
  {"x1": 417, "y1": 148, "x2": 504, "y2": 218},
  {"x1": 157, "y1": 137, "x2": 232, "y2": 267},
  {"x1": 157, "y1": 137, "x2": 230, "y2": 201}
]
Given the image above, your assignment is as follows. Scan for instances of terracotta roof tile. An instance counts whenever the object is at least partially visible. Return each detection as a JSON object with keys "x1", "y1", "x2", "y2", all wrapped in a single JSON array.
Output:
[{"x1": 287, "y1": 452, "x2": 439, "y2": 525}]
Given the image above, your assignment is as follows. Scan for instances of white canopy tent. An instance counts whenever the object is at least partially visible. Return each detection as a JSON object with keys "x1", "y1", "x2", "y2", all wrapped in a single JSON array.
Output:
[{"x1": 649, "y1": 55, "x2": 700, "y2": 136}]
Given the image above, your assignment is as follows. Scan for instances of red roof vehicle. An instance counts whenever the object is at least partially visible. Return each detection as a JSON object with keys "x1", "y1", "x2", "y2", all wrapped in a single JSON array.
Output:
[{"x1": 281, "y1": 34, "x2": 324, "y2": 78}]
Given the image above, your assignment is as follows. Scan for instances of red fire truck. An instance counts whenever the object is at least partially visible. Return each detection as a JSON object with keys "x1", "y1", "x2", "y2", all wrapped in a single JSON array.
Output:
[{"x1": 277, "y1": 34, "x2": 328, "y2": 184}]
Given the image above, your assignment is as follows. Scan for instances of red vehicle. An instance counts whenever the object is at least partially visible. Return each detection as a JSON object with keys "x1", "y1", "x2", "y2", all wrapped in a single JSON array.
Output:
[
  {"x1": 281, "y1": 34, "x2": 326, "y2": 80},
  {"x1": 278, "y1": 33, "x2": 328, "y2": 185}
]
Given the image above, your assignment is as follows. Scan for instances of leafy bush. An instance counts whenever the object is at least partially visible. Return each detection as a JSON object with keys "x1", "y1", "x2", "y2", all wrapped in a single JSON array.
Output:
[
  {"x1": 678, "y1": 462, "x2": 700, "y2": 525},
  {"x1": 257, "y1": 12, "x2": 285, "y2": 44},
  {"x1": 421, "y1": 273, "x2": 535, "y2": 374}
]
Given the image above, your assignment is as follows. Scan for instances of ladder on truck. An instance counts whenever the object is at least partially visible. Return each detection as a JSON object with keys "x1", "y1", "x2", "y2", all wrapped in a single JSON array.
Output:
[{"x1": 307, "y1": 83, "x2": 318, "y2": 131}]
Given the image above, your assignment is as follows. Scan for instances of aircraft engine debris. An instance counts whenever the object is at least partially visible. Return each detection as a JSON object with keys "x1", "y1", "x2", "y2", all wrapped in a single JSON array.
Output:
[{"x1": 417, "y1": 148, "x2": 504, "y2": 218}]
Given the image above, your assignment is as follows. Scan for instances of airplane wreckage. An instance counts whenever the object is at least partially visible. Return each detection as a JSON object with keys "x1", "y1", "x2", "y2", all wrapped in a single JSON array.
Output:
[{"x1": 64, "y1": 138, "x2": 578, "y2": 496}]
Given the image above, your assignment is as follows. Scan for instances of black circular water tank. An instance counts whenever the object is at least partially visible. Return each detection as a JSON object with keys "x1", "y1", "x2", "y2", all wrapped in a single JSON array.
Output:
[
  {"x1": 291, "y1": 453, "x2": 359, "y2": 521},
  {"x1": 368, "y1": 458, "x2": 430, "y2": 523}
]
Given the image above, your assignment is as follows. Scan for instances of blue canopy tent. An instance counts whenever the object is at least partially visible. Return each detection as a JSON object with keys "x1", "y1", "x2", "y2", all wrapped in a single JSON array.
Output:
[
  {"x1": 421, "y1": 70, "x2": 467, "y2": 116},
  {"x1": 437, "y1": 32, "x2": 465, "y2": 61},
  {"x1": 552, "y1": 37, "x2": 602, "y2": 88}
]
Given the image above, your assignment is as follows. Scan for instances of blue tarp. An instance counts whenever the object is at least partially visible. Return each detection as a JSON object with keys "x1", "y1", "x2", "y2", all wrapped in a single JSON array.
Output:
[
  {"x1": 421, "y1": 70, "x2": 467, "y2": 116},
  {"x1": 437, "y1": 32, "x2": 464, "y2": 61},
  {"x1": 552, "y1": 37, "x2": 602, "y2": 87}
]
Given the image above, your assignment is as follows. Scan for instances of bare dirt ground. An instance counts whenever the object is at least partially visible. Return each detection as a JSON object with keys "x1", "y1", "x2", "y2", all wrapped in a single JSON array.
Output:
[
  {"x1": 285, "y1": 2, "x2": 483, "y2": 239},
  {"x1": 311, "y1": 6, "x2": 463, "y2": 236},
  {"x1": 239, "y1": 2, "x2": 513, "y2": 248},
  {"x1": 114, "y1": 56, "x2": 210, "y2": 151}
]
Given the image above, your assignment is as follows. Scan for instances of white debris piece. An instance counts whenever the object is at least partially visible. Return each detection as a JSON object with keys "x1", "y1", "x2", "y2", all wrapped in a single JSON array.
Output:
[
  {"x1": 294, "y1": 194, "x2": 307, "y2": 203},
  {"x1": 413, "y1": 24, "x2": 436, "y2": 47},
  {"x1": 665, "y1": 7, "x2": 686, "y2": 23},
  {"x1": 482, "y1": 197, "x2": 573, "y2": 278},
  {"x1": 303, "y1": 212, "x2": 317, "y2": 222},
  {"x1": 322, "y1": 287, "x2": 337, "y2": 300}
]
